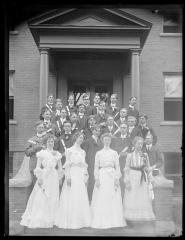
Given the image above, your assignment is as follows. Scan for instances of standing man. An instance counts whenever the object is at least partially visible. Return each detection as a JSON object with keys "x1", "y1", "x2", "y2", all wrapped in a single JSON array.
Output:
[
  {"x1": 143, "y1": 133, "x2": 164, "y2": 176},
  {"x1": 127, "y1": 115, "x2": 142, "y2": 145},
  {"x1": 54, "y1": 108, "x2": 68, "y2": 137},
  {"x1": 40, "y1": 94, "x2": 55, "y2": 120},
  {"x1": 77, "y1": 104, "x2": 88, "y2": 131},
  {"x1": 25, "y1": 121, "x2": 46, "y2": 194},
  {"x1": 70, "y1": 112, "x2": 81, "y2": 135},
  {"x1": 51, "y1": 100, "x2": 63, "y2": 122},
  {"x1": 103, "y1": 115, "x2": 119, "y2": 136},
  {"x1": 107, "y1": 94, "x2": 120, "y2": 121},
  {"x1": 138, "y1": 114, "x2": 157, "y2": 145},
  {"x1": 82, "y1": 125, "x2": 102, "y2": 202},
  {"x1": 127, "y1": 96, "x2": 140, "y2": 125},
  {"x1": 82, "y1": 93, "x2": 92, "y2": 116},
  {"x1": 65, "y1": 94, "x2": 77, "y2": 117},
  {"x1": 116, "y1": 108, "x2": 128, "y2": 127},
  {"x1": 83, "y1": 115, "x2": 97, "y2": 140},
  {"x1": 54, "y1": 121, "x2": 73, "y2": 165},
  {"x1": 112, "y1": 123, "x2": 132, "y2": 198},
  {"x1": 94, "y1": 101, "x2": 108, "y2": 134},
  {"x1": 91, "y1": 93, "x2": 100, "y2": 115},
  {"x1": 42, "y1": 110, "x2": 56, "y2": 135}
]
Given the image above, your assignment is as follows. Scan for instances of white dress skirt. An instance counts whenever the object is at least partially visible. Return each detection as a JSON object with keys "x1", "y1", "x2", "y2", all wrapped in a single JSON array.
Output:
[
  {"x1": 123, "y1": 151, "x2": 155, "y2": 221},
  {"x1": 20, "y1": 150, "x2": 62, "y2": 228},
  {"x1": 91, "y1": 148, "x2": 127, "y2": 229},
  {"x1": 54, "y1": 146, "x2": 91, "y2": 229}
]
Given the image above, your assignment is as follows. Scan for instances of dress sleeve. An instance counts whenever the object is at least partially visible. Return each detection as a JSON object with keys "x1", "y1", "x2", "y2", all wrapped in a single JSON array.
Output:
[
  {"x1": 123, "y1": 153, "x2": 131, "y2": 183},
  {"x1": 94, "y1": 152, "x2": 100, "y2": 180},
  {"x1": 34, "y1": 150, "x2": 43, "y2": 179},
  {"x1": 114, "y1": 151, "x2": 122, "y2": 179}
]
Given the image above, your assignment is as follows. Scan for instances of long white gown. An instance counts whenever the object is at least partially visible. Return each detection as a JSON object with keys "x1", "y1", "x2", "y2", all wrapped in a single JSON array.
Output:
[
  {"x1": 91, "y1": 148, "x2": 127, "y2": 229},
  {"x1": 123, "y1": 151, "x2": 155, "y2": 221},
  {"x1": 20, "y1": 149, "x2": 62, "y2": 228},
  {"x1": 54, "y1": 146, "x2": 91, "y2": 229}
]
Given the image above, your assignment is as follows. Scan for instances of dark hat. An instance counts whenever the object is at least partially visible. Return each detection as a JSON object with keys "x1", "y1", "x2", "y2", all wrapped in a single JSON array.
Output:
[{"x1": 139, "y1": 114, "x2": 148, "y2": 120}]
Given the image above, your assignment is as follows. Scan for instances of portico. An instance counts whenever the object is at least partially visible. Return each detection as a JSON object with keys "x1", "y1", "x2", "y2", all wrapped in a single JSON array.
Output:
[{"x1": 29, "y1": 8, "x2": 151, "y2": 109}]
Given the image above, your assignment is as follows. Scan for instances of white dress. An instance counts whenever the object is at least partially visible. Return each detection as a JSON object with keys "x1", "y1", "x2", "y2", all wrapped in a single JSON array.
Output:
[
  {"x1": 54, "y1": 146, "x2": 91, "y2": 229},
  {"x1": 20, "y1": 149, "x2": 62, "y2": 228},
  {"x1": 123, "y1": 151, "x2": 155, "y2": 221},
  {"x1": 91, "y1": 148, "x2": 127, "y2": 229}
]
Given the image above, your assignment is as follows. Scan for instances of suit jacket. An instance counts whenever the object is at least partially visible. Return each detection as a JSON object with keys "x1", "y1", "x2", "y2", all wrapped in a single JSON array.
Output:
[
  {"x1": 90, "y1": 105, "x2": 99, "y2": 115},
  {"x1": 127, "y1": 106, "x2": 139, "y2": 124},
  {"x1": 138, "y1": 125, "x2": 157, "y2": 145},
  {"x1": 54, "y1": 118, "x2": 67, "y2": 137},
  {"x1": 111, "y1": 134, "x2": 132, "y2": 172},
  {"x1": 78, "y1": 114, "x2": 88, "y2": 131},
  {"x1": 54, "y1": 133, "x2": 73, "y2": 165},
  {"x1": 84, "y1": 105, "x2": 93, "y2": 116},
  {"x1": 142, "y1": 143, "x2": 164, "y2": 169},
  {"x1": 128, "y1": 126, "x2": 142, "y2": 142},
  {"x1": 106, "y1": 105, "x2": 120, "y2": 120},
  {"x1": 71, "y1": 121, "x2": 81, "y2": 135},
  {"x1": 83, "y1": 126, "x2": 94, "y2": 140},
  {"x1": 40, "y1": 104, "x2": 55, "y2": 120},
  {"x1": 94, "y1": 113, "x2": 108, "y2": 134},
  {"x1": 25, "y1": 134, "x2": 46, "y2": 171}
]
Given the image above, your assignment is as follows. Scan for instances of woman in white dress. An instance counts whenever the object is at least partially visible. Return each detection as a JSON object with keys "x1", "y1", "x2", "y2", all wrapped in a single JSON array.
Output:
[
  {"x1": 20, "y1": 134, "x2": 63, "y2": 228},
  {"x1": 91, "y1": 133, "x2": 127, "y2": 229},
  {"x1": 54, "y1": 131, "x2": 91, "y2": 229},
  {"x1": 123, "y1": 136, "x2": 155, "y2": 222}
]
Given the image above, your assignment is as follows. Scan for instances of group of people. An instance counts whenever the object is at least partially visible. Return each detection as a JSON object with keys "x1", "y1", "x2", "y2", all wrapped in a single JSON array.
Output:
[{"x1": 20, "y1": 93, "x2": 164, "y2": 229}]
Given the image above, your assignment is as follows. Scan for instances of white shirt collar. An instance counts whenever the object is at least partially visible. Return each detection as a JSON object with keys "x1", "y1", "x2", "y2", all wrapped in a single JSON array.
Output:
[
  {"x1": 129, "y1": 104, "x2": 135, "y2": 110},
  {"x1": 44, "y1": 119, "x2": 50, "y2": 123},
  {"x1": 146, "y1": 144, "x2": 152, "y2": 150},
  {"x1": 37, "y1": 132, "x2": 46, "y2": 138},
  {"x1": 68, "y1": 103, "x2": 74, "y2": 108},
  {"x1": 92, "y1": 135, "x2": 98, "y2": 142},
  {"x1": 121, "y1": 134, "x2": 127, "y2": 139}
]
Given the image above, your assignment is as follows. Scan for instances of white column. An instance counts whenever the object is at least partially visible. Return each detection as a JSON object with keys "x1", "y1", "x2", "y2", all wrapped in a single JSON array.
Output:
[
  {"x1": 39, "y1": 48, "x2": 49, "y2": 110},
  {"x1": 131, "y1": 49, "x2": 140, "y2": 110}
]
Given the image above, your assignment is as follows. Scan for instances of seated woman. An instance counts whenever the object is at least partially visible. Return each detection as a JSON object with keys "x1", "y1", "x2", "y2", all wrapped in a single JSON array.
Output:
[
  {"x1": 54, "y1": 131, "x2": 91, "y2": 229},
  {"x1": 123, "y1": 136, "x2": 155, "y2": 223},
  {"x1": 91, "y1": 133, "x2": 127, "y2": 229},
  {"x1": 20, "y1": 134, "x2": 63, "y2": 228}
]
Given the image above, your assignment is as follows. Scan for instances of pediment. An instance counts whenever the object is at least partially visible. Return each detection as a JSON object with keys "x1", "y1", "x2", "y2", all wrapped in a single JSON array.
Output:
[{"x1": 29, "y1": 8, "x2": 152, "y2": 28}]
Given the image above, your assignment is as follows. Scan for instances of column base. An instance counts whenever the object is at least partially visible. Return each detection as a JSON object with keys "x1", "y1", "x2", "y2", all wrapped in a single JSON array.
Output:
[{"x1": 155, "y1": 220, "x2": 176, "y2": 236}]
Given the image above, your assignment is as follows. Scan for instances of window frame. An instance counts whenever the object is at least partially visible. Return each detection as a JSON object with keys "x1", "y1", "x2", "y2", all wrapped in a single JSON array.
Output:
[
  {"x1": 9, "y1": 70, "x2": 15, "y2": 122},
  {"x1": 163, "y1": 72, "x2": 182, "y2": 122}
]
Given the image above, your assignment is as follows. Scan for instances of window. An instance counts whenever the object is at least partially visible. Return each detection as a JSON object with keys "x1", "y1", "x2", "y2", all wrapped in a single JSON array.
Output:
[
  {"x1": 164, "y1": 74, "x2": 182, "y2": 121},
  {"x1": 9, "y1": 71, "x2": 14, "y2": 119},
  {"x1": 163, "y1": 13, "x2": 182, "y2": 33}
]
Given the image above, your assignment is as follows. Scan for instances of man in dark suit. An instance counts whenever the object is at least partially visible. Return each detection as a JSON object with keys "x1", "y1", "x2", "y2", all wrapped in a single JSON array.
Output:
[
  {"x1": 42, "y1": 109, "x2": 57, "y2": 136},
  {"x1": 40, "y1": 94, "x2": 55, "y2": 120},
  {"x1": 82, "y1": 93, "x2": 92, "y2": 116},
  {"x1": 51, "y1": 99, "x2": 63, "y2": 123},
  {"x1": 82, "y1": 125, "x2": 102, "y2": 202},
  {"x1": 54, "y1": 108, "x2": 68, "y2": 137},
  {"x1": 138, "y1": 114, "x2": 158, "y2": 145},
  {"x1": 65, "y1": 94, "x2": 77, "y2": 117},
  {"x1": 77, "y1": 104, "x2": 88, "y2": 131},
  {"x1": 111, "y1": 123, "x2": 132, "y2": 198},
  {"x1": 69, "y1": 112, "x2": 81, "y2": 135},
  {"x1": 127, "y1": 116, "x2": 142, "y2": 145},
  {"x1": 106, "y1": 93, "x2": 120, "y2": 121},
  {"x1": 83, "y1": 115, "x2": 97, "y2": 140},
  {"x1": 127, "y1": 96, "x2": 140, "y2": 125},
  {"x1": 116, "y1": 108, "x2": 128, "y2": 127},
  {"x1": 54, "y1": 121, "x2": 73, "y2": 165},
  {"x1": 103, "y1": 115, "x2": 119, "y2": 136},
  {"x1": 94, "y1": 101, "x2": 108, "y2": 134},
  {"x1": 25, "y1": 121, "x2": 46, "y2": 194},
  {"x1": 142, "y1": 133, "x2": 164, "y2": 176},
  {"x1": 90, "y1": 93, "x2": 100, "y2": 115}
]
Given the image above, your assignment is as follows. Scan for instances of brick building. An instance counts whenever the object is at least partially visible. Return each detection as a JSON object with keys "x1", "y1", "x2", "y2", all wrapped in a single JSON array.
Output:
[{"x1": 9, "y1": 7, "x2": 182, "y2": 190}]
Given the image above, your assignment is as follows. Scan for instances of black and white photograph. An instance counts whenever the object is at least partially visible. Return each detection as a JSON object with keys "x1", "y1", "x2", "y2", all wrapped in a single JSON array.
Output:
[{"x1": 6, "y1": 3, "x2": 182, "y2": 236}]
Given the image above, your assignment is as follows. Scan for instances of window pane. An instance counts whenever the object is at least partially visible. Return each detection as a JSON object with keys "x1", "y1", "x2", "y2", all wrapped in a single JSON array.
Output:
[
  {"x1": 164, "y1": 99, "x2": 182, "y2": 121},
  {"x1": 164, "y1": 75, "x2": 182, "y2": 98},
  {"x1": 9, "y1": 97, "x2": 14, "y2": 119}
]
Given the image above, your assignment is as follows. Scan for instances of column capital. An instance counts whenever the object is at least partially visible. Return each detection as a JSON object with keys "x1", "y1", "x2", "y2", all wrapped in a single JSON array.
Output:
[
  {"x1": 39, "y1": 48, "x2": 50, "y2": 54},
  {"x1": 130, "y1": 48, "x2": 141, "y2": 55}
]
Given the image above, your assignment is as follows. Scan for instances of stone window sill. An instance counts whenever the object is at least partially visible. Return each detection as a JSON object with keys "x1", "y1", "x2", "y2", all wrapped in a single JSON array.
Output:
[
  {"x1": 160, "y1": 33, "x2": 182, "y2": 37},
  {"x1": 9, "y1": 120, "x2": 17, "y2": 125},
  {"x1": 160, "y1": 121, "x2": 182, "y2": 126}
]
